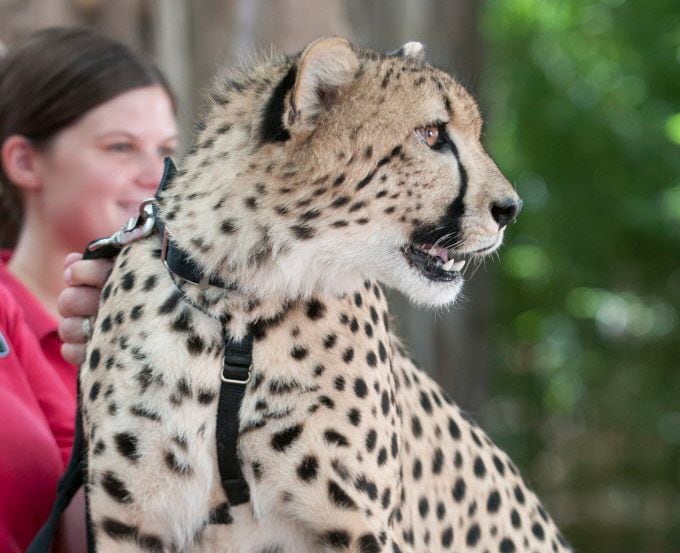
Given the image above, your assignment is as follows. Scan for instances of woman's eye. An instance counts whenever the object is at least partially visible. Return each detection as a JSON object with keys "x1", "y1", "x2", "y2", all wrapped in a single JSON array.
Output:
[
  {"x1": 159, "y1": 146, "x2": 177, "y2": 157},
  {"x1": 416, "y1": 125, "x2": 445, "y2": 148},
  {"x1": 107, "y1": 142, "x2": 134, "y2": 153}
]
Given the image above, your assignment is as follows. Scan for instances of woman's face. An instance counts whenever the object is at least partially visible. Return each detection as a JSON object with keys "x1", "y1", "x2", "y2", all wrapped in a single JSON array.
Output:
[{"x1": 34, "y1": 86, "x2": 178, "y2": 251}]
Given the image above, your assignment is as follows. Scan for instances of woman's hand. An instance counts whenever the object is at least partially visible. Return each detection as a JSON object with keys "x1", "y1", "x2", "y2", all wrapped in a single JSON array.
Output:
[{"x1": 57, "y1": 253, "x2": 112, "y2": 365}]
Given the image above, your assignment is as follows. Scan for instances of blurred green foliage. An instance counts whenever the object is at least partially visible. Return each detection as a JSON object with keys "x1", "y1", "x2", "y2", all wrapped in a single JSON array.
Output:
[{"x1": 482, "y1": 0, "x2": 680, "y2": 551}]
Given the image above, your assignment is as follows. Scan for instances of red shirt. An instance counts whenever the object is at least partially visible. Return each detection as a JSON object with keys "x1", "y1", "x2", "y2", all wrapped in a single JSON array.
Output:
[
  {"x1": 0, "y1": 251, "x2": 77, "y2": 401},
  {"x1": 0, "y1": 251, "x2": 77, "y2": 551}
]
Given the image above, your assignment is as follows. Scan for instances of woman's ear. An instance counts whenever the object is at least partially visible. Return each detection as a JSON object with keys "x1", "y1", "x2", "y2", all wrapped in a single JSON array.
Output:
[{"x1": 1, "y1": 135, "x2": 44, "y2": 191}]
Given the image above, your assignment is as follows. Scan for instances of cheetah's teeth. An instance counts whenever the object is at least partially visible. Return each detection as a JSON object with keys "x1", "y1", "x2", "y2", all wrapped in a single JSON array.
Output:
[{"x1": 442, "y1": 259, "x2": 466, "y2": 272}]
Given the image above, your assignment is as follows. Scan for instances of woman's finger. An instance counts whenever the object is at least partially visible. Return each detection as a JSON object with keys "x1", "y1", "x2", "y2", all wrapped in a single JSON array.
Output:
[
  {"x1": 64, "y1": 258, "x2": 113, "y2": 288},
  {"x1": 63, "y1": 252, "x2": 83, "y2": 270},
  {"x1": 60, "y1": 342, "x2": 87, "y2": 366},
  {"x1": 57, "y1": 286, "x2": 101, "y2": 318},
  {"x1": 58, "y1": 316, "x2": 89, "y2": 344}
]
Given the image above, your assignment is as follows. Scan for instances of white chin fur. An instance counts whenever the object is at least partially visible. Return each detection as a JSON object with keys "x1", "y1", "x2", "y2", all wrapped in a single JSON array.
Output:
[
  {"x1": 380, "y1": 251, "x2": 463, "y2": 308},
  {"x1": 234, "y1": 233, "x2": 462, "y2": 307}
]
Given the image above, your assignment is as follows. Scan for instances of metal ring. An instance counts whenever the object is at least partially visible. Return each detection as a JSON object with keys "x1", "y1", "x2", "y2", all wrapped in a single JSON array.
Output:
[{"x1": 82, "y1": 317, "x2": 93, "y2": 339}]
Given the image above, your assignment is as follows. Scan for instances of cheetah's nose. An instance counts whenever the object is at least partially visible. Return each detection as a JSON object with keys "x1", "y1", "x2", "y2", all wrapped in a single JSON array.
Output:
[{"x1": 490, "y1": 198, "x2": 523, "y2": 229}]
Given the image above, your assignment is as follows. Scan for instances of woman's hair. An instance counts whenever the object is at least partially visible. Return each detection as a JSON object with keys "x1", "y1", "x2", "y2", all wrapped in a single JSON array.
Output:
[{"x1": 0, "y1": 26, "x2": 176, "y2": 247}]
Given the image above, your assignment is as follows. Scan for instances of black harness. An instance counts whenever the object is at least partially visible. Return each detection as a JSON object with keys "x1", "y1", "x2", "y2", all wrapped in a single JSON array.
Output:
[{"x1": 28, "y1": 158, "x2": 251, "y2": 552}]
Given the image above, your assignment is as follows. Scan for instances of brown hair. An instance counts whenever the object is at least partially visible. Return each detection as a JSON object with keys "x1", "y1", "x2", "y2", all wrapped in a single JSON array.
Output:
[{"x1": 0, "y1": 26, "x2": 176, "y2": 247}]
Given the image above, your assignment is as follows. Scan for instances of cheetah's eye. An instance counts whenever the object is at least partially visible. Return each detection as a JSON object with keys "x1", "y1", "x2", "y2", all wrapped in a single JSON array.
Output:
[{"x1": 415, "y1": 124, "x2": 447, "y2": 149}]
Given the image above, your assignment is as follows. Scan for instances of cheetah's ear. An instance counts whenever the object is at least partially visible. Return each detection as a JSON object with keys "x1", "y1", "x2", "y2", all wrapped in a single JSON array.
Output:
[
  {"x1": 286, "y1": 37, "x2": 359, "y2": 131},
  {"x1": 388, "y1": 41, "x2": 426, "y2": 62}
]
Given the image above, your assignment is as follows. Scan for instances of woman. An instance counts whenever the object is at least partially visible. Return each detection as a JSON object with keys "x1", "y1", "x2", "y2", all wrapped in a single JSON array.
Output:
[{"x1": 0, "y1": 27, "x2": 178, "y2": 551}]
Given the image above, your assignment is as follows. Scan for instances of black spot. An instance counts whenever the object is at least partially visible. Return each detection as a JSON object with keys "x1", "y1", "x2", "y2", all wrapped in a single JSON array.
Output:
[
  {"x1": 164, "y1": 450, "x2": 192, "y2": 475},
  {"x1": 514, "y1": 485, "x2": 526, "y2": 504},
  {"x1": 419, "y1": 391, "x2": 432, "y2": 413},
  {"x1": 381, "y1": 390, "x2": 390, "y2": 415},
  {"x1": 474, "y1": 456, "x2": 486, "y2": 478},
  {"x1": 342, "y1": 347, "x2": 354, "y2": 363},
  {"x1": 142, "y1": 275, "x2": 157, "y2": 291},
  {"x1": 432, "y1": 448, "x2": 444, "y2": 474},
  {"x1": 452, "y1": 477, "x2": 466, "y2": 502},
  {"x1": 89, "y1": 381, "x2": 101, "y2": 401},
  {"x1": 448, "y1": 417, "x2": 461, "y2": 439},
  {"x1": 322, "y1": 529, "x2": 351, "y2": 549},
  {"x1": 101, "y1": 518, "x2": 137, "y2": 540},
  {"x1": 358, "y1": 533, "x2": 381, "y2": 553},
  {"x1": 197, "y1": 389, "x2": 216, "y2": 404},
  {"x1": 354, "y1": 378, "x2": 368, "y2": 398},
  {"x1": 441, "y1": 526, "x2": 454, "y2": 548},
  {"x1": 138, "y1": 534, "x2": 164, "y2": 552},
  {"x1": 114, "y1": 432, "x2": 140, "y2": 461},
  {"x1": 130, "y1": 305, "x2": 144, "y2": 320},
  {"x1": 531, "y1": 522, "x2": 545, "y2": 541},
  {"x1": 159, "y1": 290, "x2": 182, "y2": 314},
  {"x1": 334, "y1": 375, "x2": 346, "y2": 391},
  {"x1": 510, "y1": 509, "x2": 521, "y2": 528},
  {"x1": 324, "y1": 429, "x2": 350, "y2": 447},
  {"x1": 331, "y1": 195, "x2": 350, "y2": 208},
  {"x1": 412, "y1": 459, "x2": 423, "y2": 480},
  {"x1": 291, "y1": 346, "x2": 308, "y2": 360},
  {"x1": 418, "y1": 496, "x2": 429, "y2": 518},
  {"x1": 208, "y1": 502, "x2": 233, "y2": 525},
  {"x1": 365, "y1": 429, "x2": 377, "y2": 452},
  {"x1": 252, "y1": 461, "x2": 263, "y2": 480},
  {"x1": 186, "y1": 334, "x2": 205, "y2": 355},
  {"x1": 366, "y1": 351, "x2": 377, "y2": 367},
  {"x1": 121, "y1": 271, "x2": 135, "y2": 291},
  {"x1": 348, "y1": 408, "x2": 361, "y2": 426},
  {"x1": 306, "y1": 299, "x2": 326, "y2": 320},
  {"x1": 129, "y1": 404, "x2": 160, "y2": 421},
  {"x1": 271, "y1": 424, "x2": 303, "y2": 452},
  {"x1": 221, "y1": 219, "x2": 236, "y2": 234},
  {"x1": 323, "y1": 333, "x2": 337, "y2": 349},
  {"x1": 291, "y1": 224, "x2": 315, "y2": 240},
  {"x1": 500, "y1": 538, "x2": 516, "y2": 552},
  {"x1": 466, "y1": 524, "x2": 481, "y2": 546},
  {"x1": 377, "y1": 447, "x2": 388, "y2": 466},
  {"x1": 354, "y1": 292, "x2": 363, "y2": 307},
  {"x1": 328, "y1": 480, "x2": 357, "y2": 509},
  {"x1": 89, "y1": 348, "x2": 101, "y2": 371},
  {"x1": 378, "y1": 341, "x2": 387, "y2": 363},
  {"x1": 297, "y1": 455, "x2": 319, "y2": 482},
  {"x1": 101, "y1": 471, "x2": 133, "y2": 503},
  {"x1": 411, "y1": 416, "x2": 423, "y2": 438},
  {"x1": 100, "y1": 316, "x2": 112, "y2": 332},
  {"x1": 355, "y1": 475, "x2": 378, "y2": 500},
  {"x1": 390, "y1": 433, "x2": 398, "y2": 458},
  {"x1": 487, "y1": 490, "x2": 501, "y2": 513}
]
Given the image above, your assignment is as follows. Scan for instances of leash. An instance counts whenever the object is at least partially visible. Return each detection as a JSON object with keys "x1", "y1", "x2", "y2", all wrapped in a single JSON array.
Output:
[{"x1": 28, "y1": 158, "x2": 250, "y2": 552}]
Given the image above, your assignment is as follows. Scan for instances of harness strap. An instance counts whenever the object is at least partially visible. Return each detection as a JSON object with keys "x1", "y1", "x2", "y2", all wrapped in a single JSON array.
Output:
[{"x1": 217, "y1": 333, "x2": 253, "y2": 505}]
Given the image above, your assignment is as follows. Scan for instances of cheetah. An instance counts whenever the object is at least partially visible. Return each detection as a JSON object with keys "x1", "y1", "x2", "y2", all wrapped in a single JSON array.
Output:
[{"x1": 80, "y1": 37, "x2": 572, "y2": 552}]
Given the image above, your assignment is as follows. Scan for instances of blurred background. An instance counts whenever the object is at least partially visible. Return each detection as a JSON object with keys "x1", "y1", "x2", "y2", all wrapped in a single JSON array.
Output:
[{"x1": 1, "y1": 0, "x2": 678, "y2": 551}]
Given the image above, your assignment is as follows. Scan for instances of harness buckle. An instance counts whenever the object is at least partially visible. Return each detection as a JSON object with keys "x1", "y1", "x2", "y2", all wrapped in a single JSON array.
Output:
[
  {"x1": 87, "y1": 198, "x2": 157, "y2": 254},
  {"x1": 221, "y1": 363, "x2": 252, "y2": 386}
]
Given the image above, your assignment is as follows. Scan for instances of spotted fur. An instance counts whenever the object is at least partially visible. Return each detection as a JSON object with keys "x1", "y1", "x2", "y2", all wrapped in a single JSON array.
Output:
[{"x1": 81, "y1": 37, "x2": 570, "y2": 552}]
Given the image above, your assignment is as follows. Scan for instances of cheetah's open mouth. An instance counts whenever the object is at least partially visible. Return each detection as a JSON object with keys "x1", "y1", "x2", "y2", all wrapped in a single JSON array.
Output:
[{"x1": 402, "y1": 243, "x2": 469, "y2": 282}]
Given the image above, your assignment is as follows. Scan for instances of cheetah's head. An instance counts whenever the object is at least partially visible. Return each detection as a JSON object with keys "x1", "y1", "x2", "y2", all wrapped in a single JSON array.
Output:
[{"x1": 162, "y1": 37, "x2": 521, "y2": 308}]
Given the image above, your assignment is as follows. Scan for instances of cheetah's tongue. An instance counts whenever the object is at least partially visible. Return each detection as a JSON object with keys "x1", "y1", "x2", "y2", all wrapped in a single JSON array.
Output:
[
  {"x1": 421, "y1": 244, "x2": 449, "y2": 263},
  {"x1": 420, "y1": 243, "x2": 467, "y2": 272}
]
